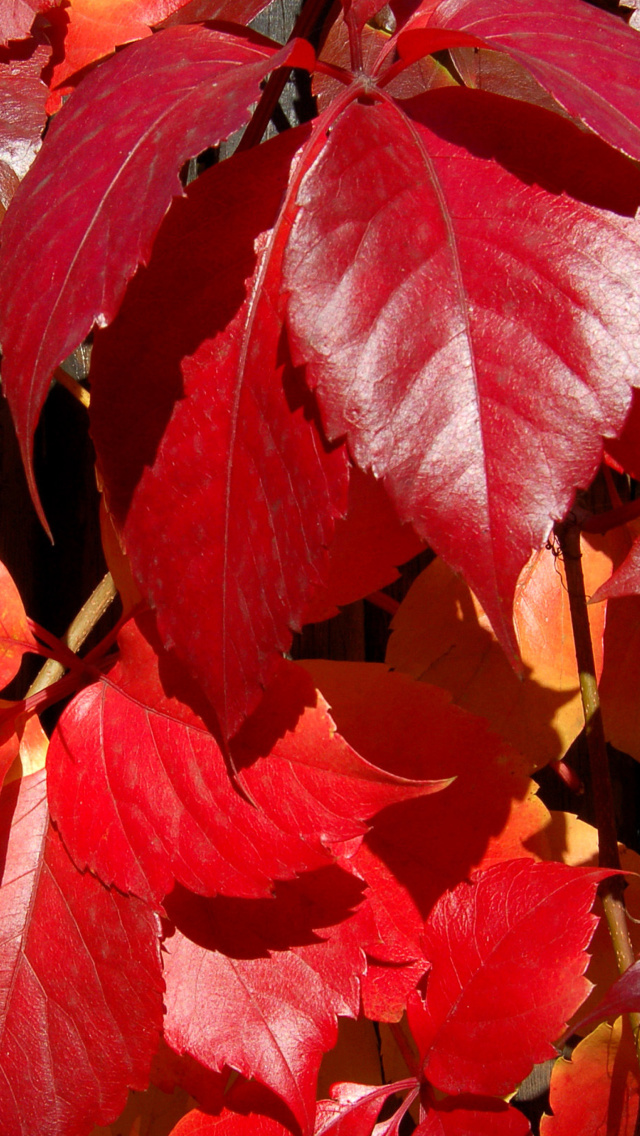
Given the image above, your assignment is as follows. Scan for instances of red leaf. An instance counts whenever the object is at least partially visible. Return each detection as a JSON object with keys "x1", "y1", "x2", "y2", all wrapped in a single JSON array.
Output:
[
  {"x1": 416, "y1": 1096, "x2": 530, "y2": 1135},
  {"x1": 398, "y1": 0, "x2": 640, "y2": 162},
  {"x1": 301, "y1": 467, "x2": 426, "y2": 624},
  {"x1": 0, "y1": 24, "x2": 315, "y2": 529},
  {"x1": 0, "y1": 37, "x2": 48, "y2": 209},
  {"x1": 283, "y1": 88, "x2": 640, "y2": 655},
  {"x1": 0, "y1": 770, "x2": 164, "y2": 1134},
  {"x1": 0, "y1": 557, "x2": 38, "y2": 689},
  {"x1": 89, "y1": 126, "x2": 349, "y2": 738},
  {"x1": 574, "y1": 960, "x2": 640, "y2": 1035},
  {"x1": 169, "y1": 1079, "x2": 299, "y2": 1135},
  {"x1": 605, "y1": 389, "x2": 640, "y2": 480},
  {"x1": 159, "y1": 0, "x2": 272, "y2": 26},
  {"x1": 591, "y1": 534, "x2": 640, "y2": 602},
  {"x1": 0, "y1": 0, "x2": 58, "y2": 45},
  {"x1": 314, "y1": 1080, "x2": 418, "y2": 1135},
  {"x1": 162, "y1": 870, "x2": 372, "y2": 1136},
  {"x1": 48, "y1": 617, "x2": 443, "y2": 906},
  {"x1": 407, "y1": 860, "x2": 614, "y2": 1097},
  {"x1": 297, "y1": 661, "x2": 545, "y2": 1020}
]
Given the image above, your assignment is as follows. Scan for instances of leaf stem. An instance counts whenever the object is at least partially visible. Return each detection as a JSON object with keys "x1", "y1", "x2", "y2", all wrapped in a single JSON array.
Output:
[
  {"x1": 26, "y1": 572, "x2": 117, "y2": 699},
  {"x1": 555, "y1": 520, "x2": 640, "y2": 1050}
]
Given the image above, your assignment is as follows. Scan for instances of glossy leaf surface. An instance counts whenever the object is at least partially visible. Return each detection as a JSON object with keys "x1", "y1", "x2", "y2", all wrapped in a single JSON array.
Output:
[
  {"x1": 407, "y1": 860, "x2": 611, "y2": 1095},
  {"x1": 0, "y1": 38, "x2": 48, "y2": 208},
  {"x1": 0, "y1": 770, "x2": 164, "y2": 1135},
  {"x1": 0, "y1": 24, "x2": 314, "y2": 526},
  {"x1": 314, "y1": 1079, "x2": 418, "y2": 1135},
  {"x1": 90, "y1": 127, "x2": 349, "y2": 738},
  {"x1": 284, "y1": 88, "x2": 640, "y2": 654},
  {"x1": 399, "y1": 0, "x2": 640, "y2": 162}
]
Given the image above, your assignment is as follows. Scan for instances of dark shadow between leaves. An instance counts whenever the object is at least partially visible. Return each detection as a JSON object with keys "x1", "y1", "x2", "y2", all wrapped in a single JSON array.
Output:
[{"x1": 163, "y1": 863, "x2": 367, "y2": 958}]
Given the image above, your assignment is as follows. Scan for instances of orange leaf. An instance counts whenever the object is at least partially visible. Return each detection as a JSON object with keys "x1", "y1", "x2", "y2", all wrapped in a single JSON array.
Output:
[
  {"x1": 386, "y1": 534, "x2": 621, "y2": 770},
  {"x1": 540, "y1": 1019, "x2": 640, "y2": 1136}
]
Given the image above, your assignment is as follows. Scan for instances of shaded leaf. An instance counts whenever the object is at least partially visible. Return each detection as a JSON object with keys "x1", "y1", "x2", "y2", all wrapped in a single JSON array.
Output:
[
  {"x1": 0, "y1": 770, "x2": 164, "y2": 1135},
  {"x1": 407, "y1": 860, "x2": 613, "y2": 1096},
  {"x1": 283, "y1": 87, "x2": 640, "y2": 657},
  {"x1": 0, "y1": 0, "x2": 58, "y2": 46},
  {"x1": 575, "y1": 961, "x2": 640, "y2": 1035},
  {"x1": 415, "y1": 1096, "x2": 530, "y2": 1135},
  {"x1": 90, "y1": 126, "x2": 349, "y2": 738},
  {"x1": 297, "y1": 661, "x2": 541, "y2": 1020},
  {"x1": 386, "y1": 534, "x2": 619, "y2": 769},
  {"x1": 598, "y1": 591, "x2": 640, "y2": 760},
  {"x1": 162, "y1": 870, "x2": 372, "y2": 1136},
  {"x1": 591, "y1": 534, "x2": 640, "y2": 602},
  {"x1": 540, "y1": 1018, "x2": 640, "y2": 1136},
  {"x1": 48, "y1": 617, "x2": 442, "y2": 907},
  {"x1": 158, "y1": 0, "x2": 272, "y2": 26},
  {"x1": 89, "y1": 1080, "x2": 194, "y2": 1136},
  {"x1": 399, "y1": 0, "x2": 640, "y2": 162},
  {"x1": 301, "y1": 467, "x2": 426, "y2": 624},
  {"x1": 0, "y1": 37, "x2": 48, "y2": 209},
  {"x1": 0, "y1": 23, "x2": 315, "y2": 527}
]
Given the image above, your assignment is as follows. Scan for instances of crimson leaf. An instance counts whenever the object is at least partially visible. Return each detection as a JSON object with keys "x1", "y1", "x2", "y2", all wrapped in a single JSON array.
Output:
[
  {"x1": 0, "y1": 770, "x2": 164, "y2": 1134},
  {"x1": 0, "y1": 23, "x2": 314, "y2": 529},
  {"x1": 283, "y1": 87, "x2": 640, "y2": 653},
  {"x1": 48, "y1": 616, "x2": 443, "y2": 906},
  {"x1": 407, "y1": 860, "x2": 615, "y2": 1096},
  {"x1": 398, "y1": 0, "x2": 640, "y2": 163},
  {"x1": 89, "y1": 126, "x2": 349, "y2": 737}
]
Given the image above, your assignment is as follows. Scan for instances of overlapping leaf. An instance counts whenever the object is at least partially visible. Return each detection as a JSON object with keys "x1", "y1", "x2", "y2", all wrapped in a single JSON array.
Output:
[
  {"x1": 301, "y1": 468, "x2": 425, "y2": 624},
  {"x1": 0, "y1": 770, "x2": 164, "y2": 1135},
  {"x1": 386, "y1": 535, "x2": 618, "y2": 768},
  {"x1": 90, "y1": 125, "x2": 349, "y2": 737},
  {"x1": 0, "y1": 0, "x2": 58, "y2": 45},
  {"x1": 407, "y1": 860, "x2": 613, "y2": 1096},
  {"x1": 540, "y1": 1018, "x2": 640, "y2": 1136},
  {"x1": 297, "y1": 660, "x2": 543, "y2": 1020},
  {"x1": 0, "y1": 556, "x2": 38, "y2": 687},
  {"x1": 0, "y1": 23, "x2": 315, "y2": 526},
  {"x1": 398, "y1": 0, "x2": 640, "y2": 162},
  {"x1": 0, "y1": 38, "x2": 48, "y2": 209},
  {"x1": 162, "y1": 870, "x2": 371, "y2": 1135},
  {"x1": 48, "y1": 615, "x2": 443, "y2": 907},
  {"x1": 314, "y1": 1080, "x2": 418, "y2": 1135},
  {"x1": 283, "y1": 86, "x2": 640, "y2": 655},
  {"x1": 415, "y1": 1097, "x2": 530, "y2": 1135}
]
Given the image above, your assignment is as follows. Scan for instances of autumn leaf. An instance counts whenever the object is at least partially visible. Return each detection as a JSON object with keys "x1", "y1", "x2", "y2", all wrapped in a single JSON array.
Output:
[
  {"x1": 399, "y1": 0, "x2": 640, "y2": 161},
  {"x1": 540, "y1": 1018, "x2": 640, "y2": 1136},
  {"x1": 0, "y1": 770, "x2": 164, "y2": 1135},
  {"x1": 48, "y1": 615, "x2": 445, "y2": 907},
  {"x1": 386, "y1": 534, "x2": 620, "y2": 769},
  {"x1": 283, "y1": 85, "x2": 640, "y2": 657},
  {"x1": 162, "y1": 870, "x2": 373, "y2": 1136},
  {"x1": 0, "y1": 23, "x2": 315, "y2": 531},
  {"x1": 89, "y1": 125, "x2": 349, "y2": 738},
  {"x1": 407, "y1": 860, "x2": 615, "y2": 1096},
  {"x1": 0, "y1": 556, "x2": 38, "y2": 687}
]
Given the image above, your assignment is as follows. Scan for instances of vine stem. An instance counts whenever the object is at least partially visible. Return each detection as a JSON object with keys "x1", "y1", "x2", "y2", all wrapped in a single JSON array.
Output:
[
  {"x1": 555, "y1": 519, "x2": 640, "y2": 1056},
  {"x1": 25, "y1": 572, "x2": 117, "y2": 699}
]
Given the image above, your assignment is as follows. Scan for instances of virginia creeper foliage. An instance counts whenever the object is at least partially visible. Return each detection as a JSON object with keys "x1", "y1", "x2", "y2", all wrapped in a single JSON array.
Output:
[{"x1": 1, "y1": 0, "x2": 640, "y2": 1132}]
